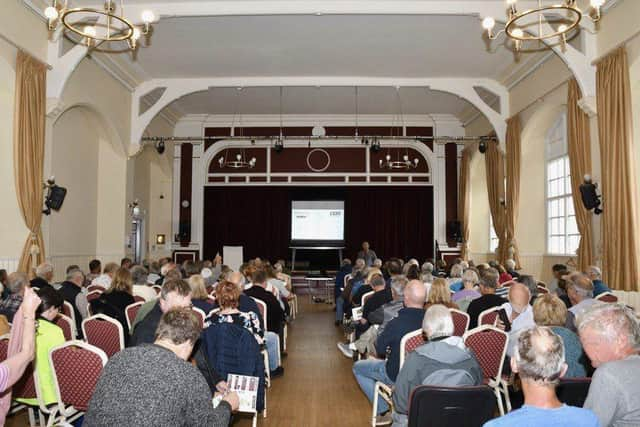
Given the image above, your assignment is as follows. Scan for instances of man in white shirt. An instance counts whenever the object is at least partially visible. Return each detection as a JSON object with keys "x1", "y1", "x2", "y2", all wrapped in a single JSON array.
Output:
[
  {"x1": 564, "y1": 272, "x2": 597, "y2": 332},
  {"x1": 131, "y1": 265, "x2": 157, "y2": 302},
  {"x1": 498, "y1": 283, "x2": 535, "y2": 357}
]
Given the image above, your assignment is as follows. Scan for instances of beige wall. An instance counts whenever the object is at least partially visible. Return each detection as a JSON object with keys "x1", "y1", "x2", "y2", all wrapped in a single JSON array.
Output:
[{"x1": 0, "y1": 1, "x2": 48, "y2": 64}]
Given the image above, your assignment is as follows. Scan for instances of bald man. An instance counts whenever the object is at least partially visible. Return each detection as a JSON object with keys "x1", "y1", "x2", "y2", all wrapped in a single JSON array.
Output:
[
  {"x1": 352, "y1": 280, "x2": 426, "y2": 421},
  {"x1": 499, "y1": 283, "x2": 535, "y2": 357}
]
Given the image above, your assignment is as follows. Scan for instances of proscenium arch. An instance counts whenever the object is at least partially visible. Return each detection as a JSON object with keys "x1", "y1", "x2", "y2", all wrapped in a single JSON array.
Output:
[{"x1": 129, "y1": 78, "x2": 511, "y2": 155}]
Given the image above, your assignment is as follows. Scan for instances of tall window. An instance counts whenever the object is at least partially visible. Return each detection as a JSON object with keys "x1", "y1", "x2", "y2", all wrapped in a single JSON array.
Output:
[
  {"x1": 489, "y1": 215, "x2": 499, "y2": 253},
  {"x1": 546, "y1": 112, "x2": 580, "y2": 255}
]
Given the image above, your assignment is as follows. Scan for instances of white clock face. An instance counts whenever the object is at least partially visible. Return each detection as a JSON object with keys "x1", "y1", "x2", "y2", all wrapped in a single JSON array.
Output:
[{"x1": 181, "y1": 200, "x2": 190, "y2": 208}]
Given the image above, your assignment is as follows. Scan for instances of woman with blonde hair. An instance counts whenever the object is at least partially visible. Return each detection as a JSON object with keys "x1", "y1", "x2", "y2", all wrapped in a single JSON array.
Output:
[
  {"x1": 188, "y1": 274, "x2": 215, "y2": 313},
  {"x1": 425, "y1": 278, "x2": 459, "y2": 310},
  {"x1": 93, "y1": 267, "x2": 135, "y2": 341}
]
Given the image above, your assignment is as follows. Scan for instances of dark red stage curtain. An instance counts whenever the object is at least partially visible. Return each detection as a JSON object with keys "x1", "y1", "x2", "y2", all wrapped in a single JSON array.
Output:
[{"x1": 203, "y1": 186, "x2": 434, "y2": 262}]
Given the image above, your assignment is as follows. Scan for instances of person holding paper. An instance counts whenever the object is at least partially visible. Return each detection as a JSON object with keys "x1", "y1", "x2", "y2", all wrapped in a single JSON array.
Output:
[{"x1": 85, "y1": 308, "x2": 239, "y2": 427}]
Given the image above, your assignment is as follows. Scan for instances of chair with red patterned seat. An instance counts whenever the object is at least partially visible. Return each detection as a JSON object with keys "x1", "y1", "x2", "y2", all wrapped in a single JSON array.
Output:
[
  {"x1": 82, "y1": 314, "x2": 124, "y2": 358},
  {"x1": 463, "y1": 325, "x2": 509, "y2": 415},
  {"x1": 61, "y1": 301, "x2": 77, "y2": 333},
  {"x1": 595, "y1": 292, "x2": 618, "y2": 303},
  {"x1": 478, "y1": 306, "x2": 501, "y2": 327},
  {"x1": 372, "y1": 329, "x2": 426, "y2": 427},
  {"x1": 48, "y1": 340, "x2": 108, "y2": 425},
  {"x1": 55, "y1": 315, "x2": 76, "y2": 341},
  {"x1": 125, "y1": 301, "x2": 144, "y2": 332},
  {"x1": 450, "y1": 309, "x2": 470, "y2": 337},
  {"x1": 86, "y1": 284, "x2": 105, "y2": 294},
  {"x1": 133, "y1": 295, "x2": 146, "y2": 304},
  {"x1": 192, "y1": 307, "x2": 206, "y2": 329},
  {"x1": 0, "y1": 334, "x2": 9, "y2": 361}
]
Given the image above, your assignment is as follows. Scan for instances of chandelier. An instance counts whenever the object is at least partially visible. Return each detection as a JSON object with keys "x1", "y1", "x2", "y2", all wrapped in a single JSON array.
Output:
[
  {"x1": 379, "y1": 87, "x2": 419, "y2": 170},
  {"x1": 482, "y1": 0, "x2": 606, "y2": 51},
  {"x1": 44, "y1": 0, "x2": 156, "y2": 50},
  {"x1": 217, "y1": 88, "x2": 257, "y2": 169}
]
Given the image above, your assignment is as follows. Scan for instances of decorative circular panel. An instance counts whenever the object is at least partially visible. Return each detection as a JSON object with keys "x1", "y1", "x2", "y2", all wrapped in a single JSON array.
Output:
[{"x1": 306, "y1": 149, "x2": 331, "y2": 172}]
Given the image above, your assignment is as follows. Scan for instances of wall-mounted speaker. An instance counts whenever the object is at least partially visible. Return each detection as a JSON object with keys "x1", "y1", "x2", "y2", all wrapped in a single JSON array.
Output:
[
  {"x1": 447, "y1": 220, "x2": 462, "y2": 242},
  {"x1": 43, "y1": 185, "x2": 67, "y2": 215}
]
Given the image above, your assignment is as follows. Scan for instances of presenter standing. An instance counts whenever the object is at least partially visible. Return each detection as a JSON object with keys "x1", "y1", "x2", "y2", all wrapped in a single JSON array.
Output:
[{"x1": 357, "y1": 241, "x2": 377, "y2": 267}]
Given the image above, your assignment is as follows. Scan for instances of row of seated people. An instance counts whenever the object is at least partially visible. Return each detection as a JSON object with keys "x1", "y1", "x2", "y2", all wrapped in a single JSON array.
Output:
[
  {"x1": 335, "y1": 257, "x2": 639, "y2": 427},
  {"x1": 0, "y1": 256, "x2": 293, "y2": 425}
]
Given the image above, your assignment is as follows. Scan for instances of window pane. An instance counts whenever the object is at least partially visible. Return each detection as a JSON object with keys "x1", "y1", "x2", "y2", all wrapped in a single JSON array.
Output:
[
  {"x1": 567, "y1": 235, "x2": 580, "y2": 254},
  {"x1": 565, "y1": 176, "x2": 572, "y2": 195},
  {"x1": 567, "y1": 198, "x2": 575, "y2": 216},
  {"x1": 567, "y1": 215, "x2": 578, "y2": 235}
]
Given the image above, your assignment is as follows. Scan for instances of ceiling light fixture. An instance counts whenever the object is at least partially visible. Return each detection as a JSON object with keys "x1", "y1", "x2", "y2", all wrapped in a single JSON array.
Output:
[
  {"x1": 44, "y1": 0, "x2": 156, "y2": 50},
  {"x1": 482, "y1": 0, "x2": 606, "y2": 52},
  {"x1": 218, "y1": 88, "x2": 256, "y2": 169},
  {"x1": 379, "y1": 87, "x2": 419, "y2": 170}
]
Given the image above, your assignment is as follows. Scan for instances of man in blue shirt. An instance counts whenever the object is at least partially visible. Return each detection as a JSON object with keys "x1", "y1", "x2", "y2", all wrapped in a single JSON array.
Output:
[
  {"x1": 484, "y1": 326, "x2": 599, "y2": 427},
  {"x1": 352, "y1": 280, "x2": 426, "y2": 424},
  {"x1": 586, "y1": 265, "x2": 611, "y2": 297}
]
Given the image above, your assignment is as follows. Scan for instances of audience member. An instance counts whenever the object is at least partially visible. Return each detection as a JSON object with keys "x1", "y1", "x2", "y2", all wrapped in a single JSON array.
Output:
[
  {"x1": 392, "y1": 305, "x2": 482, "y2": 426},
  {"x1": 497, "y1": 264, "x2": 513, "y2": 285},
  {"x1": 131, "y1": 279, "x2": 192, "y2": 346},
  {"x1": 484, "y1": 326, "x2": 599, "y2": 427},
  {"x1": 498, "y1": 283, "x2": 535, "y2": 357},
  {"x1": 15, "y1": 287, "x2": 65, "y2": 407},
  {"x1": 548, "y1": 264, "x2": 567, "y2": 295},
  {"x1": 120, "y1": 257, "x2": 133, "y2": 269},
  {"x1": 517, "y1": 274, "x2": 539, "y2": 305},
  {"x1": 335, "y1": 259, "x2": 353, "y2": 313},
  {"x1": 467, "y1": 268, "x2": 505, "y2": 329},
  {"x1": 92, "y1": 268, "x2": 136, "y2": 341},
  {"x1": 91, "y1": 262, "x2": 119, "y2": 289},
  {"x1": 564, "y1": 272, "x2": 596, "y2": 331},
  {"x1": 30, "y1": 262, "x2": 54, "y2": 290},
  {"x1": 188, "y1": 274, "x2": 215, "y2": 313},
  {"x1": 58, "y1": 268, "x2": 88, "y2": 334},
  {"x1": 448, "y1": 264, "x2": 464, "y2": 292},
  {"x1": 0, "y1": 269, "x2": 7, "y2": 299},
  {"x1": 131, "y1": 265, "x2": 156, "y2": 302},
  {"x1": 352, "y1": 280, "x2": 426, "y2": 423},
  {"x1": 147, "y1": 261, "x2": 162, "y2": 285},
  {"x1": 421, "y1": 262, "x2": 434, "y2": 284},
  {"x1": 245, "y1": 269, "x2": 285, "y2": 337},
  {"x1": 85, "y1": 308, "x2": 238, "y2": 426},
  {"x1": 533, "y1": 294, "x2": 588, "y2": 377},
  {"x1": 452, "y1": 269, "x2": 481, "y2": 312},
  {"x1": 0, "y1": 272, "x2": 29, "y2": 322},
  {"x1": 351, "y1": 267, "x2": 380, "y2": 307},
  {"x1": 585, "y1": 266, "x2": 611, "y2": 297},
  {"x1": 426, "y1": 278, "x2": 459, "y2": 310},
  {"x1": 86, "y1": 259, "x2": 102, "y2": 287},
  {"x1": 505, "y1": 258, "x2": 520, "y2": 279},
  {"x1": 405, "y1": 264, "x2": 420, "y2": 281},
  {"x1": 579, "y1": 303, "x2": 640, "y2": 427}
]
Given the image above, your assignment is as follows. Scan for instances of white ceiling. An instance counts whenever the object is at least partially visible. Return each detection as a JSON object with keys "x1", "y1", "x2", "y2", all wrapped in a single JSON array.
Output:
[{"x1": 165, "y1": 86, "x2": 478, "y2": 115}]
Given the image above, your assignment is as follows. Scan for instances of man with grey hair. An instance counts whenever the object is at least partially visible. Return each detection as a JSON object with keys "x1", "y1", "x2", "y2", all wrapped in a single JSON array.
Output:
[
  {"x1": 485, "y1": 326, "x2": 599, "y2": 426},
  {"x1": 58, "y1": 268, "x2": 88, "y2": 335},
  {"x1": 579, "y1": 303, "x2": 640, "y2": 427},
  {"x1": 131, "y1": 265, "x2": 156, "y2": 302},
  {"x1": 467, "y1": 267, "x2": 504, "y2": 329},
  {"x1": 564, "y1": 272, "x2": 597, "y2": 332},
  {"x1": 421, "y1": 262, "x2": 434, "y2": 284},
  {"x1": 585, "y1": 265, "x2": 611, "y2": 297},
  {"x1": 0, "y1": 272, "x2": 29, "y2": 322},
  {"x1": 505, "y1": 258, "x2": 520, "y2": 279},
  {"x1": 30, "y1": 262, "x2": 54, "y2": 290},
  {"x1": 392, "y1": 305, "x2": 482, "y2": 426}
]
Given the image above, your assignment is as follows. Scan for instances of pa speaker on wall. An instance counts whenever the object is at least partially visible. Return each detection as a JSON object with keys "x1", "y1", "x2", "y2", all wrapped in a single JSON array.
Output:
[
  {"x1": 579, "y1": 182, "x2": 602, "y2": 214},
  {"x1": 47, "y1": 185, "x2": 67, "y2": 211},
  {"x1": 447, "y1": 220, "x2": 462, "y2": 242}
]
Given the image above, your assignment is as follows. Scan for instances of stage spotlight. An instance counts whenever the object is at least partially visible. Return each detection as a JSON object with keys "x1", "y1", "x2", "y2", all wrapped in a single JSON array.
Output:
[
  {"x1": 273, "y1": 138, "x2": 284, "y2": 153},
  {"x1": 478, "y1": 141, "x2": 487, "y2": 154},
  {"x1": 155, "y1": 139, "x2": 165, "y2": 154},
  {"x1": 370, "y1": 138, "x2": 382, "y2": 153}
]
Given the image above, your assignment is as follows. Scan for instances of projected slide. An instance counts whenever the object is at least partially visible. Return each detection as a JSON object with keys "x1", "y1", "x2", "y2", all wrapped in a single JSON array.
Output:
[{"x1": 291, "y1": 201, "x2": 345, "y2": 241}]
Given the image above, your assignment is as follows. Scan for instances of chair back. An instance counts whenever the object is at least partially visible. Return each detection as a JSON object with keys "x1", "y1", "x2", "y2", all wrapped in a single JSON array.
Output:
[
  {"x1": 407, "y1": 385, "x2": 496, "y2": 427},
  {"x1": 478, "y1": 306, "x2": 501, "y2": 326},
  {"x1": 152, "y1": 285, "x2": 162, "y2": 295},
  {"x1": 82, "y1": 314, "x2": 125, "y2": 358},
  {"x1": 595, "y1": 292, "x2": 618, "y2": 302},
  {"x1": 252, "y1": 297, "x2": 268, "y2": 329},
  {"x1": 556, "y1": 377, "x2": 591, "y2": 407},
  {"x1": 86, "y1": 291, "x2": 102, "y2": 303},
  {"x1": 343, "y1": 274, "x2": 352, "y2": 290},
  {"x1": 400, "y1": 329, "x2": 426, "y2": 369},
  {"x1": 360, "y1": 290, "x2": 375, "y2": 307},
  {"x1": 537, "y1": 281, "x2": 547, "y2": 288},
  {"x1": 50, "y1": 341, "x2": 108, "y2": 412},
  {"x1": 86, "y1": 285, "x2": 105, "y2": 294},
  {"x1": 0, "y1": 334, "x2": 9, "y2": 361},
  {"x1": 450, "y1": 309, "x2": 470, "y2": 337},
  {"x1": 207, "y1": 295, "x2": 217, "y2": 305},
  {"x1": 55, "y1": 315, "x2": 76, "y2": 341},
  {"x1": 133, "y1": 295, "x2": 146, "y2": 303},
  {"x1": 192, "y1": 307, "x2": 206, "y2": 328},
  {"x1": 125, "y1": 301, "x2": 144, "y2": 331},
  {"x1": 62, "y1": 301, "x2": 76, "y2": 327},
  {"x1": 208, "y1": 307, "x2": 221, "y2": 317},
  {"x1": 463, "y1": 326, "x2": 508, "y2": 381},
  {"x1": 12, "y1": 361, "x2": 37, "y2": 399}
]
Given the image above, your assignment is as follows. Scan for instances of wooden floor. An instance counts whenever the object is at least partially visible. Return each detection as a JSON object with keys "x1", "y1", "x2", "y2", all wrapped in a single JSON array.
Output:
[{"x1": 7, "y1": 299, "x2": 372, "y2": 427}]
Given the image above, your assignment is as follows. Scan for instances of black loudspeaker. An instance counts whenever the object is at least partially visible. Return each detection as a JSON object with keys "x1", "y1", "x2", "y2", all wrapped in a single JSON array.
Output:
[
  {"x1": 447, "y1": 220, "x2": 462, "y2": 242},
  {"x1": 46, "y1": 185, "x2": 67, "y2": 211},
  {"x1": 579, "y1": 182, "x2": 602, "y2": 214}
]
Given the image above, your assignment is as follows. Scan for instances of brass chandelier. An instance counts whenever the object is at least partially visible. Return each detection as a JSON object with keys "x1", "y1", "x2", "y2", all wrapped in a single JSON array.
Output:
[
  {"x1": 482, "y1": 0, "x2": 606, "y2": 51},
  {"x1": 217, "y1": 88, "x2": 257, "y2": 169},
  {"x1": 379, "y1": 87, "x2": 420, "y2": 171},
  {"x1": 44, "y1": 0, "x2": 156, "y2": 50}
]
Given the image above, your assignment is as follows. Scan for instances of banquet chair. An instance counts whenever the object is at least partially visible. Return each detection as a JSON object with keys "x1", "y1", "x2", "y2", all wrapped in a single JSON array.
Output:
[
  {"x1": 463, "y1": 325, "x2": 510, "y2": 415},
  {"x1": 450, "y1": 309, "x2": 470, "y2": 337},
  {"x1": 595, "y1": 292, "x2": 618, "y2": 303},
  {"x1": 54, "y1": 315, "x2": 75, "y2": 341},
  {"x1": 125, "y1": 301, "x2": 144, "y2": 331},
  {"x1": 478, "y1": 306, "x2": 501, "y2": 327},
  {"x1": 407, "y1": 385, "x2": 496, "y2": 427},
  {"x1": 82, "y1": 314, "x2": 124, "y2": 358}
]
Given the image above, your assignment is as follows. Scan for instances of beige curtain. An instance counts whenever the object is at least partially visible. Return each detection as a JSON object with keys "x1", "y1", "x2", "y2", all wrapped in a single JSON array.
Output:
[
  {"x1": 504, "y1": 116, "x2": 522, "y2": 268},
  {"x1": 567, "y1": 78, "x2": 594, "y2": 271},
  {"x1": 13, "y1": 51, "x2": 47, "y2": 275},
  {"x1": 485, "y1": 141, "x2": 507, "y2": 262},
  {"x1": 596, "y1": 47, "x2": 640, "y2": 291},
  {"x1": 458, "y1": 144, "x2": 475, "y2": 260}
]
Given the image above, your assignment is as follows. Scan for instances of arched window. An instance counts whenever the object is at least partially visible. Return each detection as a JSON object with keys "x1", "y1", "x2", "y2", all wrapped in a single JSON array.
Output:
[{"x1": 546, "y1": 112, "x2": 580, "y2": 255}]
